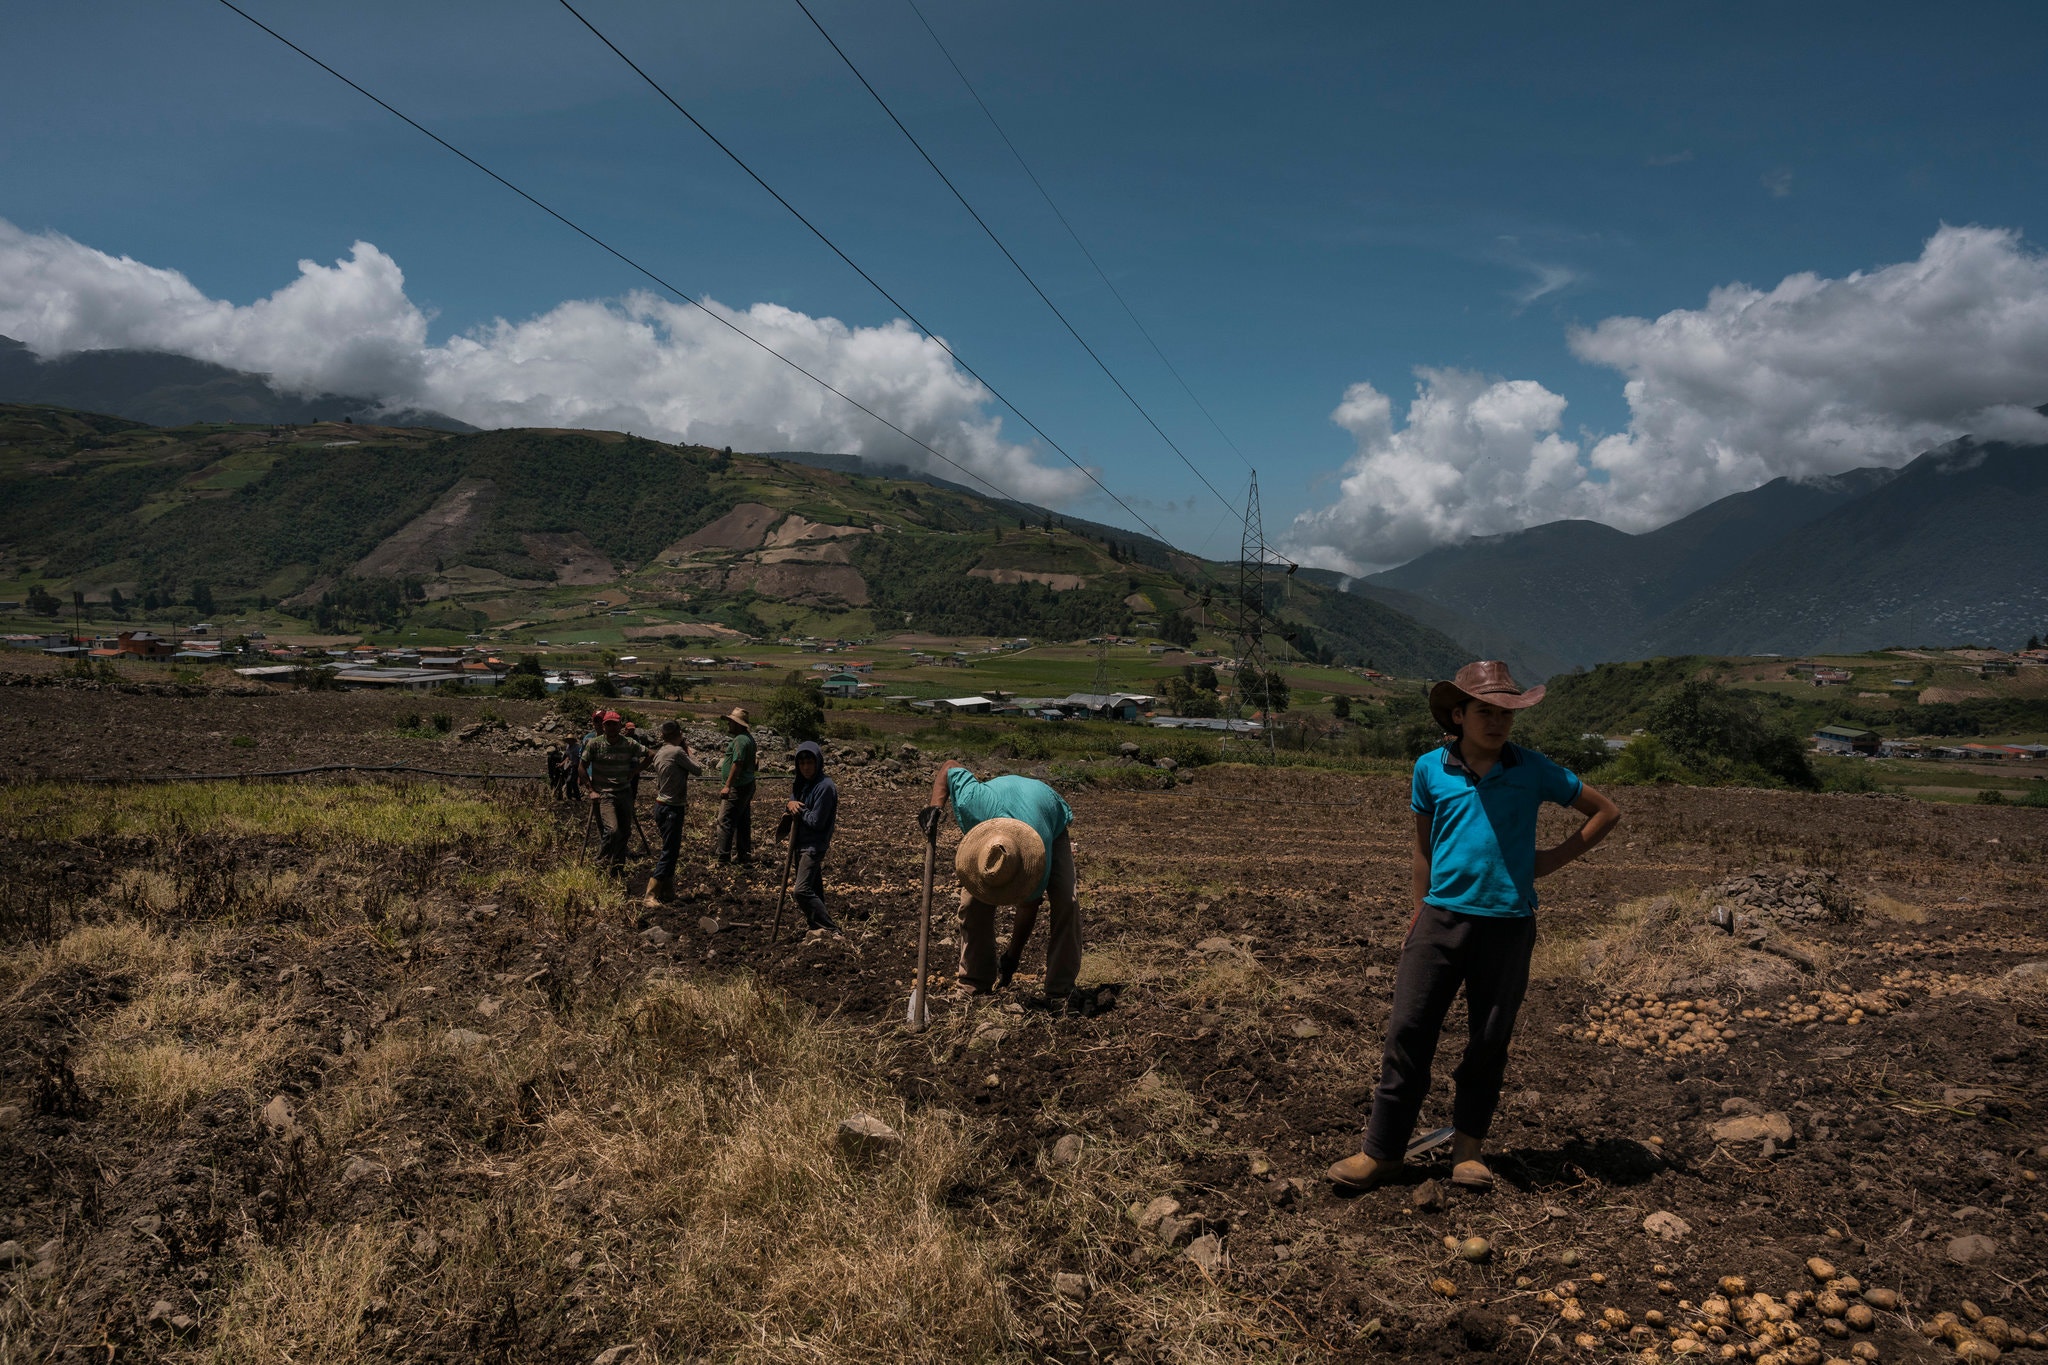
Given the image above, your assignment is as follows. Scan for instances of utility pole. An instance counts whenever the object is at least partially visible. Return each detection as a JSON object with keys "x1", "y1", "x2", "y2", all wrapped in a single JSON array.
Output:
[{"x1": 1236, "y1": 474, "x2": 1279, "y2": 757}]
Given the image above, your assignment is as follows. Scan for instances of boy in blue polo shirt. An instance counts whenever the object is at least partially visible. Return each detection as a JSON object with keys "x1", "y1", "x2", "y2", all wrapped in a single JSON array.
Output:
[{"x1": 1330, "y1": 661, "x2": 1620, "y2": 1194}]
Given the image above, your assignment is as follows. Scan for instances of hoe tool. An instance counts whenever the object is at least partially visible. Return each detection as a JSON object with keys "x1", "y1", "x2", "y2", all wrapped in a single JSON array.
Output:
[
  {"x1": 907, "y1": 816, "x2": 937, "y2": 1033},
  {"x1": 768, "y1": 830, "x2": 798, "y2": 942}
]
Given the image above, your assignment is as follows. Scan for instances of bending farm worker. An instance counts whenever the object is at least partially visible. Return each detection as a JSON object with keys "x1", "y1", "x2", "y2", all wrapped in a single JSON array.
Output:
[
  {"x1": 712, "y1": 706, "x2": 757, "y2": 868},
  {"x1": 581, "y1": 710, "x2": 647, "y2": 876},
  {"x1": 920, "y1": 760, "x2": 1082, "y2": 1011},
  {"x1": 784, "y1": 740, "x2": 840, "y2": 931},
  {"x1": 1329, "y1": 661, "x2": 1620, "y2": 1194},
  {"x1": 643, "y1": 719, "x2": 701, "y2": 907}
]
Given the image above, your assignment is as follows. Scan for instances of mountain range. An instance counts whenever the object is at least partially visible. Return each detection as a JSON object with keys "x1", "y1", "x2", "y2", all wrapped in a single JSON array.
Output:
[
  {"x1": 1365, "y1": 431, "x2": 2047, "y2": 666},
  {"x1": 7, "y1": 335, "x2": 2040, "y2": 673}
]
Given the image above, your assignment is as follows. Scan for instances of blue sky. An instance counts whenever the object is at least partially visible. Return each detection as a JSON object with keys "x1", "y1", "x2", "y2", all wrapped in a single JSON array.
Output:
[{"x1": 6, "y1": 1, "x2": 2048, "y2": 565}]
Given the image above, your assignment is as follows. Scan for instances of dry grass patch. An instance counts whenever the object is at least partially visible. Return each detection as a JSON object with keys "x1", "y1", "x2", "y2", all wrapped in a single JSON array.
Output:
[
  {"x1": 220, "y1": 971, "x2": 1018, "y2": 1363},
  {"x1": 206, "y1": 1224, "x2": 401, "y2": 1362},
  {"x1": 1533, "y1": 888, "x2": 1746, "y2": 994},
  {"x1": 80, "y1": 973, "x2": 287, "y2": 1127},
  {"x1": 0, "y1": 917, "x2": 210, "y2": 1001}
]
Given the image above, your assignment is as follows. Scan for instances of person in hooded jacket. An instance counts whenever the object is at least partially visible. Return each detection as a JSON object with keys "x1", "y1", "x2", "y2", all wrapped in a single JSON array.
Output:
[{"x1": 784, "y1": 740, "x2": 840, "y2": 931}]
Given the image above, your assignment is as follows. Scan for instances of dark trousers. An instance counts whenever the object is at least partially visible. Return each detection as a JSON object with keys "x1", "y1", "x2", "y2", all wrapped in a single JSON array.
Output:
[
  {"x1": 792, "y1": 847, "x2": 837, "y2": 929},
  {"x1": 1363, "y1": 905, "x2": 1535, "y2": 1162},
  {"x1": 714, "y1": 789, "x2": 754, "y2": 864},
  {"x1": 651, "y1": 802, "x2": 684, "y2": 881},
  {"x1": 595, "y1": 792, "x2": 635, "y2": 871}
]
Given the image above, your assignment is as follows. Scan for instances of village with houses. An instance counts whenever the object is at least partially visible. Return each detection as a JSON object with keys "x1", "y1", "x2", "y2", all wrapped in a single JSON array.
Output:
[{"x1": 5, "y1": 603, "x2": 2047, "y2": 803}]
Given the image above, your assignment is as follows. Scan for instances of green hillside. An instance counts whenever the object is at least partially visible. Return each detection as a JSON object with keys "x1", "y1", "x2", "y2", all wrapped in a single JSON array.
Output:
[{"x1": 0, "y1": 404, "x2": 1474, "y2": 675}]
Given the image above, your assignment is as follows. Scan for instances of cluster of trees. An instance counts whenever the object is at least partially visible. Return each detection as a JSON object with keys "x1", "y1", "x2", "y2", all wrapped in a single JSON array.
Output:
[
  {"x1": 1156, "y1": 608, "x2": 1198, "y2": 647},
  {"x1": 1586, "y1": 680, "x2": 1816, "y2": 788},
  {"x1": 1159, "y1": 662, "x2": 1221, "y2": 716},
  {"x1": 1236, "y1": 662, "x2": 1291, "y2": 716},
  {"x1": 1155, "y1": 661, "x2": 1292, "y2": 718},
  {"x1": 19, "y1": 580, "x2": 201, "y2": 619},
  {"x1": 310, "y1": 576, "x2": 426, "y2": 631},
  {"x1": 763, "y1": 670, "x2": 825, "y2": 742}
]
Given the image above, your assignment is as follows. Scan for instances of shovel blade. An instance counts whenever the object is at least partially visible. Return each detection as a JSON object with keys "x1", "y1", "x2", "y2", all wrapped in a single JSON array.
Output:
[
  {"x1": 906, "y1": 985, "x2": 928, "y2": 1032},
  {"x1": 1406, "y1": 1126, "x2": 1455, "y2": 1161}
]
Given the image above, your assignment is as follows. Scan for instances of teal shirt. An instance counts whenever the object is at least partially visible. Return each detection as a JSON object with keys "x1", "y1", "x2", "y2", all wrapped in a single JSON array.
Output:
[
  {"x1": 1411, "y1": 740, "x2": 1581, "y2": 917},
  {"x1": 948, "y1": 769, "x2": 1073, "y2": 901}
]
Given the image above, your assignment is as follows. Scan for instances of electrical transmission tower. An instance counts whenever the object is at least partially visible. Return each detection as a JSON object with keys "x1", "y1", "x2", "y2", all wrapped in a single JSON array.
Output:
[
  {"x1": 1091, "y1": 638, "x2": 1112, "y2": 700},
  {"x1": 1235, "y1": 473, "x2": 1289, "y2": 757}
]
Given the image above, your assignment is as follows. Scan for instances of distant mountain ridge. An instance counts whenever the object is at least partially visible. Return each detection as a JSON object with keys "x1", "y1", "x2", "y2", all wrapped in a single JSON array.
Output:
[
  {"x1": 1364, "y1": 435, "x2": 2045, "y2": 664},
  {"x1": 0, "y1": 335, "x2": 473, "y2": 432}
]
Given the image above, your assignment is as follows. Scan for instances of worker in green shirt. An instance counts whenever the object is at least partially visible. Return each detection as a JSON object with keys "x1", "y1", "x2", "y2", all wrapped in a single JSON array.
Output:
[{"x1": 712, "y1": 706, "x2": 758, "y2": 866}]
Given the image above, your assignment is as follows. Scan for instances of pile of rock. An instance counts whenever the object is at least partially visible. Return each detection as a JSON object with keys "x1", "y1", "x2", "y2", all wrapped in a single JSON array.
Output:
[
  {"x1": 1706, "y1": 868, "x2": 1857, "y2": 928},
  {"x1": 453, "y1": 717, "x2": 554, "y2": 752}
]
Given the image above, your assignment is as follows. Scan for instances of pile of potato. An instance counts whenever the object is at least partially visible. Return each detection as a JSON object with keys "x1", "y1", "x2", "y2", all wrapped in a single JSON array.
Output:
[
  {"x1": 1530, "y1": 1257, "x2": 2048, "y2": 1363},
  {"x1": 1877, "y1": 966, "x2": 1974, "y2": 1000},
  {"x1": 1577, "y1": 995, "x2": 1734, "y2": 1058},
  {"x1": 1737, "y1": 987, "x2": 1907, "y2": 1028},
  {"x1": 1920, "y1": 1301, "x2": 2048, "y2": 1362}
]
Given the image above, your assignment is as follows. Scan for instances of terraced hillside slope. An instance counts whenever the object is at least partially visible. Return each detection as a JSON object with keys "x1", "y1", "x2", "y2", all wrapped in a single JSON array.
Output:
[{"x1": 0, "y1": 404, "x2": 1472, "y2": 676}]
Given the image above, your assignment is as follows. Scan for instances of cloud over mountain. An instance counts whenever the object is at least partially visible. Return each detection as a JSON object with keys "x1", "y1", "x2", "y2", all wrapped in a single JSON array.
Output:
[
  {"x1": 1288, "y1": 225, "x2": 2048, "y2": 572},
  {"x1": 1285, "y1": 369, "x2": 1592, "y2": 574},
  {"x1": 0, "y1": 219, "x2": 1090, "y2": 503}
]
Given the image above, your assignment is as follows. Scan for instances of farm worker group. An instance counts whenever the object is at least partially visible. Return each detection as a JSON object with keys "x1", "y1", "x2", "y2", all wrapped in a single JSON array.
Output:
[{"x1": 561, "y1": 656, "x2": 1618, "y2": 1188}]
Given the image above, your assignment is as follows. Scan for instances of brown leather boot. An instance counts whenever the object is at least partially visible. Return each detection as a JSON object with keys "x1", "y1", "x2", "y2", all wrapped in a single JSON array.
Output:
[
  {"x1": 1327, "y1": 1151, "x2": 1400, "y2": 1192},
  {"x1": 1450, "y1": 1132, "x2": 1495, "y2": 1190},
  {"x1": 642, "y1": 874, "x2": 674, "y2": 907}
]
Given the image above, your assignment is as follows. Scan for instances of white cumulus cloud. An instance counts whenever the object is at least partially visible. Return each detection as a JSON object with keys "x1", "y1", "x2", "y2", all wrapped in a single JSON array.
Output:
[
  {"x1": 1284, "y1": 368, "x2": 1593, "y2": 575},
  {"x1": 0, "y1": 219, "x2": 1089, "y2": 504},
  {"x1": 1289, "y1": 224, "x2": 2048, "y2": 571},
  {"x1": 1572, "y1": 223, "x2": 2048, "y2": 528}
]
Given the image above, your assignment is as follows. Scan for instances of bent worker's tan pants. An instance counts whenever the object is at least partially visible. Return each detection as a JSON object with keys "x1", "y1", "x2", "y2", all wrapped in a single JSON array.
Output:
[{"x1": 956, "y1": 831, "x2": 1081, "y2": 997}]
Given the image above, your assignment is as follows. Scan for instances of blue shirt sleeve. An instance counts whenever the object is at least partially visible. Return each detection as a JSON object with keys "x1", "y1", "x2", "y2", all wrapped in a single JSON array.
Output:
[
  {"x1": 948, "y1": 767, "x2": 988, "y2": 832},
  {"x1": 1528, "y1": 749, "x2": 1583, "y2": 806},
  {"x1": 1410, "y1": 754, "x2": 1434, "y2": 815}
]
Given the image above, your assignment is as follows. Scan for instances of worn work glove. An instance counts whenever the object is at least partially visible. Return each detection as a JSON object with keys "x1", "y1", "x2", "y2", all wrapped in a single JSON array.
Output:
[{"x1": 915, "y1": 805, "x2": 945, "y2": 843}]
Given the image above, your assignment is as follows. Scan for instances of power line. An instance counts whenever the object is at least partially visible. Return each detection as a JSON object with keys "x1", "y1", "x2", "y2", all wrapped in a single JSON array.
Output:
[
  {"x1": 549, "y1": 0, "x2": 1185, "y2": 553},
  {"x1": 790, "y1": 0, "x2": 1246, "y2": 521},
  {"x1": 217, "y1": 0, "x2": 1263, "y2": 627},
  {"x1": 903, "y1": 0, "x2": 1256, "y2": 475},
  {"x1": 211, "y1": 0, "x2": 1030, "y2": 512}
]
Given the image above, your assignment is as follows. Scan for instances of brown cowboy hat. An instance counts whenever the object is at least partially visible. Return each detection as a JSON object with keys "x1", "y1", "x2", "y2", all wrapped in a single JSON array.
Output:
[
  {"x1": 723, "y1": 706, "x2": 751, "y2": 730},
  {"x1": 1429, "y1": 661, "x2": 1545, "y2": 733},
  {"x1": 955, "y1": 818, "x2": 1047, "y2": 906}
]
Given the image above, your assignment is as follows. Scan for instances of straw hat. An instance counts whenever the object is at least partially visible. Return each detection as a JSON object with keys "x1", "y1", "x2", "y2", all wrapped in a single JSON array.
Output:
[
  {"x1": 954, "y1": 818, "x2": 1047, "y2": 906},
  {"x1": 1428, "y1": 660, "x2": 1545, "y2": 733},
  {"x1": 724, "y1": 706, "x2": 751, "y2": 730}
]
